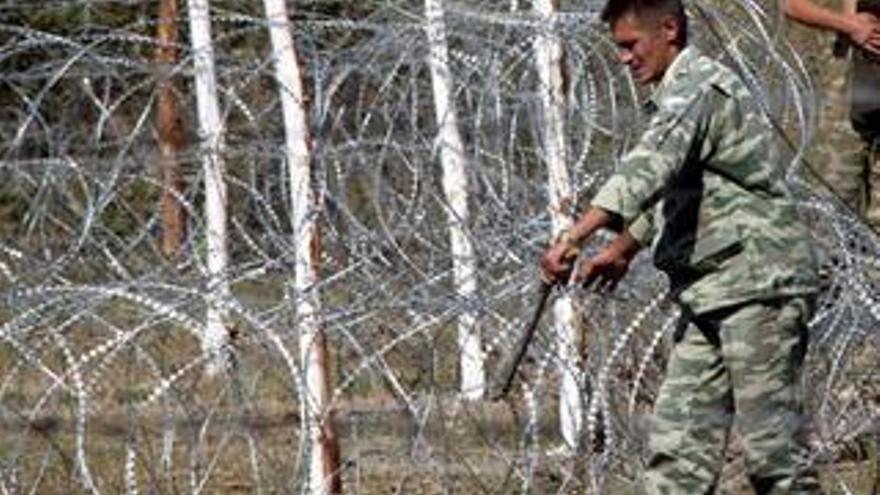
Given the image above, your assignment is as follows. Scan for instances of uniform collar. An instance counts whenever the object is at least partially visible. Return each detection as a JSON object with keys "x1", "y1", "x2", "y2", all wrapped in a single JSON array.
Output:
[{"x1": 649, "y1": 46, "x2": 699, "y2": 108}]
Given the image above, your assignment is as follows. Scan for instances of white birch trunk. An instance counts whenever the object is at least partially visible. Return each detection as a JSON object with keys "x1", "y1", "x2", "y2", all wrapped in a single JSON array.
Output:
[
  {"x1": 262, "y1": 1, "x2": 341, "y2": 493},
  {"x1": 187, "y1": 0, "x2": 229, "y2": 375},
  {"x1": 532, "y1": 0, "x2": 583, "y2": 450},
  {"x1": 425, "y1": 0, "x2": 485, "y2": 401}
]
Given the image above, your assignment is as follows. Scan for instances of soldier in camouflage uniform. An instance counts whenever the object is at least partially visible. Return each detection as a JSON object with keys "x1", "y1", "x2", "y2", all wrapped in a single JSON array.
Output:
[
  {"x1": 541, "y1": 0, "x2": 824, "y2": 493},
  {"x1": 785, "y1": 0, "x2": 880, "y2": 231}
]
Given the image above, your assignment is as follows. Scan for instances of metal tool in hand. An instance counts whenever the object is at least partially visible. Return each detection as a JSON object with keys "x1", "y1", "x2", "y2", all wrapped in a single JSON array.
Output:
[
  {"x1": 487, "y1": 278, "x2": 554, "y2": 401},
  {"x1": 488, "y1": 244, "x2": 579, "y2": 401}
]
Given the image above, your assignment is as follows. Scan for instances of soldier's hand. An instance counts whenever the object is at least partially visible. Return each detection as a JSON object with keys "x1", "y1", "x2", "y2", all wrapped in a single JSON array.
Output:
[
  {"x1": 575, "y1": 247, "x2": 631, "y2": 293},
  {"x1": 847, "y1": 12, "x2": 880, "y2": 54},
  {"x1": 540, "y1": 236, "x2": 580, "y2": 284},
  {"x1": 540, "y1": 208, "x2": 615, "y2": 284},
  {"x1": 575, "y1": 231, "x2": 641, "y2": 293}
]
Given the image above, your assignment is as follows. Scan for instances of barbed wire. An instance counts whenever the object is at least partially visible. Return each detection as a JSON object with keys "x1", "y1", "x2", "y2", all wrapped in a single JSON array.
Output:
[{"x1": 0, "y1": 1, "x2": 877, "y2": 493}]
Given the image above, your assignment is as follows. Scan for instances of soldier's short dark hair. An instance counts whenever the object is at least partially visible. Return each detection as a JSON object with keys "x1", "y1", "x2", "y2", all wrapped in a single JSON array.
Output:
[{"x1": 600, "y1": 0, "x2": 688, "y2": 46}]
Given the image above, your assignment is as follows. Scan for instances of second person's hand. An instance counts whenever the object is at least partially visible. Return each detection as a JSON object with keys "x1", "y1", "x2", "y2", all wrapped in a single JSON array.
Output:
[{"x1": 848, "y1": 12, "x2": 880, "y2": 54}]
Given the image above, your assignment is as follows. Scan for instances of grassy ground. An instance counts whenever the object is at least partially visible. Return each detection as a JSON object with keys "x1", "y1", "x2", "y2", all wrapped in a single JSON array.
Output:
[{"x1": 2, "y1": 387, "x2": 877, "y2": 494}]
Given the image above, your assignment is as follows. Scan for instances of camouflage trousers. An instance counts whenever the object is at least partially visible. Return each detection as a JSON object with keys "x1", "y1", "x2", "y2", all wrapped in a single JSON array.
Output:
[
  {"x1": 644, "y1": 297, "x2": 823, "y2": 495},
  {"x1": 823, "y1": 137, "x2": 880, "y2": 232}
]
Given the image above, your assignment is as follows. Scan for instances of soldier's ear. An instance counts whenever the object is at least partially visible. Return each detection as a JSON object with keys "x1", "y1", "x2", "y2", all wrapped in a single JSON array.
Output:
[{"x1": 659, "y1": 15, "x2": 680, "y2": 44}]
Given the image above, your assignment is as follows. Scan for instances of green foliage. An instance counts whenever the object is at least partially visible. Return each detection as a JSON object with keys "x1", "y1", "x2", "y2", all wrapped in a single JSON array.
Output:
[{"x1": 100, "y1": 175, "x2": 158, "y2": 239}]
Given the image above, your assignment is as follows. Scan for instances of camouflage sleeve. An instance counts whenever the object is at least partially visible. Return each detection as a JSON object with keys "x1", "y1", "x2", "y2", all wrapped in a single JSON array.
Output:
[
  {"x1": 591, "y1": 92, "x2": 710, "y2": 223},
  {"x1": 627, "y1": 209, "x2": 656, "y2": 247}
]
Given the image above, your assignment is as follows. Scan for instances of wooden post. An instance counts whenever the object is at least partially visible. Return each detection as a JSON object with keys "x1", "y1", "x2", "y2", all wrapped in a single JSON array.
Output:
[{"x1": 155, "y1": 0, "x2": 187, "y2": 259}]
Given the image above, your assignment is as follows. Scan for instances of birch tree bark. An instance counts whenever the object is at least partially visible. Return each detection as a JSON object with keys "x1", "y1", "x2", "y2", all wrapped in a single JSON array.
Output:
[
  {"x1": 187, "y1": 0, "x2": 230, "y2": 375},
  {"x1": 262, "y1": 0, "x2": 341, "y2": 492},
  {"x1": 425, "y1": 0, "x2": 485, "y2": 400},
  {"x1": 156, "y1": 0, "x2": 186, "y2": 259},
  {"x1": 532, "y1": 0, "x2": 583, "y2": 450}
]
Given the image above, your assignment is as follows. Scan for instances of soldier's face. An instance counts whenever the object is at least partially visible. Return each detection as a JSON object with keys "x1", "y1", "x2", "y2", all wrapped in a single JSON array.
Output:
[{"x1": 610, "y1": 11, "x2": 681, "y2": 85}]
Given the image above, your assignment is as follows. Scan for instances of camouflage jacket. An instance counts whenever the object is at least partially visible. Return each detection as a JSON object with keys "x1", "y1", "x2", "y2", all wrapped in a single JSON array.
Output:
[{"x1": 591, "y1": 47, "x2": 820, "y2": 314}]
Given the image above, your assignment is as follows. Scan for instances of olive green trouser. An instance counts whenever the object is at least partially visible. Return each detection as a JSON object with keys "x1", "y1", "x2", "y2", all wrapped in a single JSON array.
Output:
[{"x1": 644, "y1": 297, "x2": 823, "y2": 495}]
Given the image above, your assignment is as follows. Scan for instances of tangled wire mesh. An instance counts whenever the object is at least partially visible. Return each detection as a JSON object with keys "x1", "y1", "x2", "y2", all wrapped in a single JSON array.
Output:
[{"x1": 0, "y1": 0, "x2": 878, "y2": 493}]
